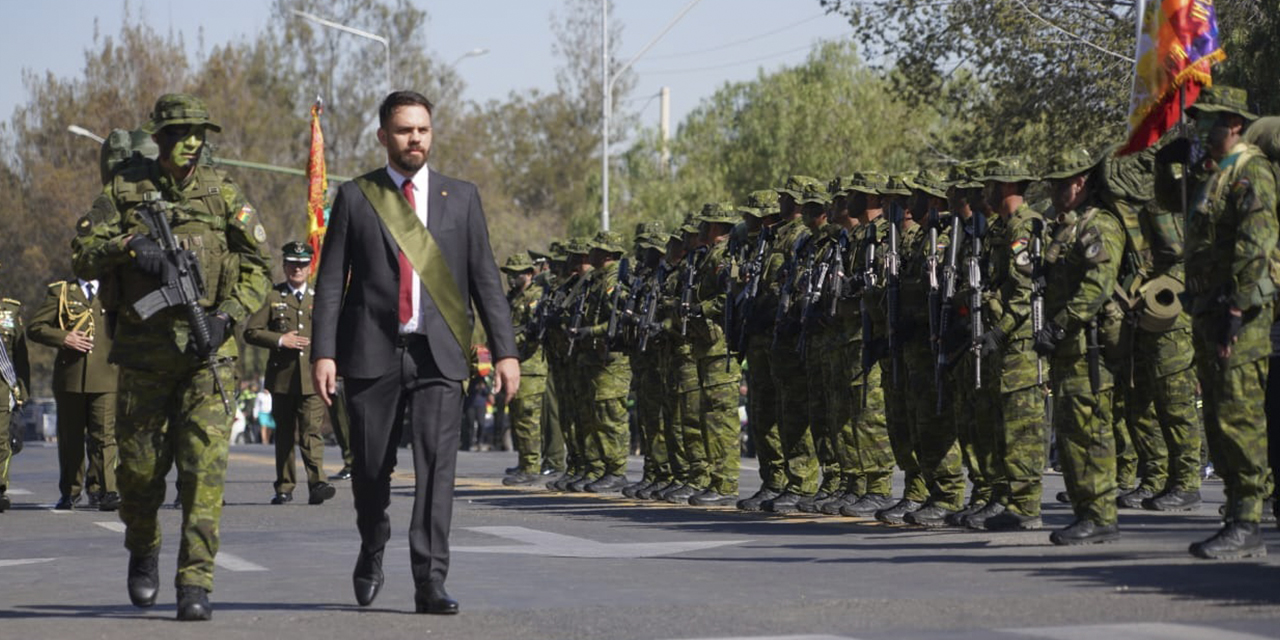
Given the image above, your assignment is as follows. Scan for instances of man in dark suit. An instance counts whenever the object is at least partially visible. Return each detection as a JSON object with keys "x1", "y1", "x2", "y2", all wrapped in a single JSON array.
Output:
[
  {"x1": 312, "y1": 91, "x2": 518, "y2": 615},
  {"x1": 244, "y1": 241, "x2": 337, "y2": 506},
  {"x1": 27, "y1": 278, "x2": 120, "y2": 511}
]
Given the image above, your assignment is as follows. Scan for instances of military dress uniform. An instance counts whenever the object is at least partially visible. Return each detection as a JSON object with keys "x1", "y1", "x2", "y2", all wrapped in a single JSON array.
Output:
[
  {"x1": 27, "y1": 279, "x2": 120, "y2": 510},
  {"x1": 71, "y1": 94, "x2": 272, "y2": 617},
  {"x1": 0, "y1": 294, "x2": 30, "y2": 512},
  {"x1": 243, "y1": 241, "x2": 335, "y2": 505}
]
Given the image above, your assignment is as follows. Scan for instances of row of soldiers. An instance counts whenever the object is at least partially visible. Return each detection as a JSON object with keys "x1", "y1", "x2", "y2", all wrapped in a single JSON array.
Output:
[{"x1": 497, "y1": 86, "x2": 1278, "y2": 559}]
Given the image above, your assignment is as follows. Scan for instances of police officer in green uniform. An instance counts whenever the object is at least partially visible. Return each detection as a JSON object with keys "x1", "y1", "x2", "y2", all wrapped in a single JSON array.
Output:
[
  {"x1": 1034, "y1": 148, "x2": 1126, "y2": 545},
  {"x1": 1160, "y1": 86, "x2": 1275, "y2": 558},
  {"x1": 28, "y1": 277, "x2": 120, "y2": 510},
  {"x1": 243, "y1": 241, "x2": 336, "y2": 506},
  {"x1": 0, "y1": 285, "x2": 30, "y2": 513},
  {"x1": 500, "y1": 251, "x2": 547, "y2": 486},
  {"x1": 72, "y1": 93, "x2": 272, "y2": 620}
]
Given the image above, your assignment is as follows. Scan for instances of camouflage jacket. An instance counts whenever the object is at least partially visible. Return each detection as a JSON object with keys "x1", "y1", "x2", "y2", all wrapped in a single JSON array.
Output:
[
  {"x1": 0, "y1": 296, "x2": 30, "y2": 405},
  {"x1": 984, "y1": 203, "x2": 1046, "y2": 341}
]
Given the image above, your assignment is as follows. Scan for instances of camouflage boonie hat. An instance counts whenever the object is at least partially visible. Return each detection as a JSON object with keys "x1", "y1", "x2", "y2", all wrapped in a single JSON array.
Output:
[
  {"x1": 977, "y1": 156, "x2": 1037, "y2": 183},
  {"x1": 588, "y1": 230, "x2": 626, "y2": 254},
  {"x1": 500, "y1": 252, "x2": 536, "y2": 274},
  {"x1": 845, "y1": 171, "x2": 889, "y2": 195},
  {"x1": 679, "y1": 212, "x2": 700, "y2": 235},
  {"x1": 144, "y1": 93, "x2": 222, "y2": 134},
  {"x1": 282, "y1": 240, "x2": 314, "y2": 263},
  {"x1": 634, "y1": 220, "x2": 666, "y2": 236},
  {"x1": 746, "y1": 189, "x2": 781, "y2": 215},
  {"x1": 881, "y1": 174, "x2": 913, "y2": 197},
  {"x1": 827, "y1": 175, "x2": 854, "y2": 197},
  {"x1": 797, "y1": 182, "x2": 830, "y2": 205},
  {"x1": 946, "y1": 163, "x2": 983, "y2": 190},
  {"x1": 911, "y1": 169, "x2": 948, "y2": 199},
  {"x1": 635, "y1": 233, "x2": 668, "y2": 252},
  {"x1": 776, "y1": 175, "x2": 822, "y2": 199},
  {"x1": 1043, "y1": 147, "x2": 1106, "y2": 180},
  {"x1": 544, "y1": 240, "x2": 567, "y2": 261},
  {"x1": 698, "y1": 202, "x2": 739, "y2": 224},
  {"x1": 564, "y1": 237, "x2": 592, "y2": 255},
  {"x1": 1188, "y1": 85, "x2": 1258, "y2": 121}
]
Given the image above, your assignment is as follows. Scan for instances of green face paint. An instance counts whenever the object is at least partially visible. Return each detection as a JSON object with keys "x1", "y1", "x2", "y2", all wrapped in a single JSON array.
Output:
[{"x1": 157, "y1": 125, "x2": 206, "y2": 170}]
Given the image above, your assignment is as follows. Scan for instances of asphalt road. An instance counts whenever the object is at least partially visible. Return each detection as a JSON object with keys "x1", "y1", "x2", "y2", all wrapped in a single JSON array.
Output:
[{"x1": 2, "y1": 442, "x2": 1278, "y2": 640}]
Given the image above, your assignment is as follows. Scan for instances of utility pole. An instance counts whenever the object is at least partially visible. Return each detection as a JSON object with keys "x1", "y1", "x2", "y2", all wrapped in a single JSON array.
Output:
[{"x1": 659, "y1": 86, "x2": 670, "y2": 176}]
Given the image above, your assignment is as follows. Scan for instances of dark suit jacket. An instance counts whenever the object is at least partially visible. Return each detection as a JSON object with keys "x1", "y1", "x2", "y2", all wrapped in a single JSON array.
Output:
[
  {"x1": 243, "y1": 282, "x2": 316, "y2": 395},
  {"x1": 26, "y1": 280, "x2": 118, "y2": 394},
  {"x1": 312, "y1": 167, "x2": 516, "y2": 381}
]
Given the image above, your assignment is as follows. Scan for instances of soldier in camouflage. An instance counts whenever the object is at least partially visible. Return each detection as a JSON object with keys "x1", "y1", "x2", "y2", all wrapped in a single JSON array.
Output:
[
  {"x1": 500, "y1": 252, "x2": 547, "y2": 486},
  {"x1": 0, "y1": 279, "x2": 30, "y2": 513},
  {"x1": 623, "y1": 224, "x2": 671, "y2": 498},
  {"x1": 72, "y1": 94, "x2": 272, "y2": 620},
  {"x1": 546, "y1": 238, "x2": 595, "y2": 492},
  {"x1": 660, "y1": 219, "x2": 706, "y2": 503},
  {"x1": 1034, "y1": 148, "x2": 1127, "y2": 545}
]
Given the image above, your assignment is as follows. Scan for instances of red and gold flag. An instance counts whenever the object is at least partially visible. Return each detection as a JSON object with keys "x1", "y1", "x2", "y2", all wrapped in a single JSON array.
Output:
[{"x1": 306, "y1": 98, "x2": 329, "y2": 271}]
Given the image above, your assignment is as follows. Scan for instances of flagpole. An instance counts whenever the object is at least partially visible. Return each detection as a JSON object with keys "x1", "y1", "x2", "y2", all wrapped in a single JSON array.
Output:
[{"x1": 1179, "y1": 87, "x2": 1189, "y2": 226}]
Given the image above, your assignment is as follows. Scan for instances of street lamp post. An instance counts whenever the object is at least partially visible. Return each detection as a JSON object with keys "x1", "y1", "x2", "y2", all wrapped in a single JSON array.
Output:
[
  {"x1": 599, "y1": 0, "x2": 701, "y2": 231},
  {"x1": 291, "y1": 9, "x2": 392, "y2": 94}
]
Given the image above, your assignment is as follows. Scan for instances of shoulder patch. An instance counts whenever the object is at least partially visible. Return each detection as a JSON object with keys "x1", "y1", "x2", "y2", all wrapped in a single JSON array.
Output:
[
  {"x1": 1010, "y1": 238, "x2": 1028, "y2": 254},
  {"x1": 254, "y1": 224, "x2": 267, "y2": 243},
  {"x1": 234, "y1": 205, "x2": 255, "y2": 228}
]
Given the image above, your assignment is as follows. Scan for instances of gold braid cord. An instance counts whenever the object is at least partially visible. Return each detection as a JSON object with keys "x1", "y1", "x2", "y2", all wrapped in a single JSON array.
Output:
[{"x1": 58, "y1": 282, "x2": 95, "y2": 338}]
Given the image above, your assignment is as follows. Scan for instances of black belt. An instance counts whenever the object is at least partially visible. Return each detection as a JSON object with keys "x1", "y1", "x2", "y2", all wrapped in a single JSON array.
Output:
[{"x1": 396, "y1": 333, "x2": 429, "y2": 347}]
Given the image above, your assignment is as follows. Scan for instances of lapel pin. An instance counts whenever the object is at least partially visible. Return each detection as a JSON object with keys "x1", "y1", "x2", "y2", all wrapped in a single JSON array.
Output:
[{"x1": 441, "y1": 190, "x2": 448, "y2": 197}]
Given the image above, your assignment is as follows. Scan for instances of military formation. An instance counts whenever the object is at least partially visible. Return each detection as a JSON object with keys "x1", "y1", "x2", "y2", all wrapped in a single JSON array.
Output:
[{"x1": 501, "y1": 86, "x2": 1280, "y2": 560}]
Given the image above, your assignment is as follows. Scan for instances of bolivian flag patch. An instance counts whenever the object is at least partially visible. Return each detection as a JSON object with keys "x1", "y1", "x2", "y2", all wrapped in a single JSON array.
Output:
[
  {"x1": 235, "y1": 205, "x2": 255, "y2": 227},
  {"x1": 1010, "y1": 238, "x2": 1028, "y2": 254}
]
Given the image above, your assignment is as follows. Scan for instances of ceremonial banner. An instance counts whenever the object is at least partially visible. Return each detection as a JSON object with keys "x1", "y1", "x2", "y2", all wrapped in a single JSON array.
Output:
[
  {"x1": 306, "y1": 98, "x2": 329, "y2": 270},
  {"x1": 1121, "y1": 0, "x2": 1225, "y2": 155}
]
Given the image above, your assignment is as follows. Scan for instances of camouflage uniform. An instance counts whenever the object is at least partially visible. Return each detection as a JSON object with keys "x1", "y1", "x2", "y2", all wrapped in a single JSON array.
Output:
[
  {"x1": 575, "y1": 232, "x2": 633, "y2": 486},
  {"x1": 547, "y1": 239, "x2": 595, "y2": 489},
  {"x1": 660, "y1": 219, "x2": 703, "y2": 502},
  {"x1": 626, "y1": 228, "x2": 671, "y2": 492},
  {"x1": 1039, "y1": 149, "x2": 1126, "y2": 531},
  {"x1": 71, "y1": 94, "x2": 272, "y2": 592},
  {"x1": 500, "y1": 253, "x2": 546, "y2": 477},
  {"x1": 0, "y1": 294, "x2": 30, "y2": 507}
]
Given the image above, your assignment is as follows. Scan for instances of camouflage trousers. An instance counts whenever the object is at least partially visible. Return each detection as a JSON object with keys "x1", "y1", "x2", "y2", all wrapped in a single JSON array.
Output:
[
  {"x1": 631, "y1": 356, "x2": 669, "y2": 484},
  {"x1": 953, "y1": 351, "x2": 1000, "y2": 505},
  {"x1": 508, "y1": 373, "x2": 546, "y2": 475},
  {"x1": 904, "y1": 346, "x2": 965, "y2": 510},
  {"x1": 883, "y1": 354, "x2": 927, "y2": 503},
  {"x1": 1127, "y1": 325, "x2": 1202, "y2": 493},
  {"x1": 1113, "y1": 384, "x2": 1136, "y2": 490},
  {"x1": 815, "y1": 332, "x2": 862, "y2": 495},
  {"x1": 807, "y1": 332, "x2": 841, "y2": 496},
  {"x1": 271, "y1": 392, "x2": 327, "y2": 494},
  {"x1": 541, "y1": 367, "x2": 565, "y2": 473},
  {"x1": 853, "y1": 345, "x2": 892, "y2": 496},
  {"x1": 745, "y1": 334, "x2": 785, "y2": 491},
  {"x1": 581, "y1": 356, "x2": 631, "y2": 478},
  {"x1": 1193, "y1": 310, "x2": 1272, "y2": 523},
  {"x1": 117, "y1": 362, "x2": 236, "y2": 592},
  {"x1": 993, "y1": 340, "x2": 1047, "y2": 517},
  {"x1": 55, "y1": 389, "x2": 118, "y2": 500},
  {"x1": 1052, "y1": 347, "x2": 1117, "y2": 526},
  {"x1": 551, "y1": 359, "x2": 585, "y2": 477},
  {"x1": 690, "y1": 352, "x2": 741, "y2": 495},
  {"x1": 770, "y1": 338, "x2": 819, "y2": 495},
  {"x1": 665, "y1": 345, "x2": 697, "y2": 487},
  {"x1": 0, "y1": 384, "x2": 12, "y2": 492}
]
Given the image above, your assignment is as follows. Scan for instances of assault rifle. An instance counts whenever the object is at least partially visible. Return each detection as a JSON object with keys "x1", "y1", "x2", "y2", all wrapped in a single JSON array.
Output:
[
  {"x1": 935, "y1": 212, "x2": 962, "y2": 414},
  {"x1": 885, "y1": 203, "x2": 903, "y2": 388},
  {"x1": 968, "y1": 213, "x2": 987, "y2": 389},
  {"x1": 564, "y1": 275, "x2": 590, "y2": 357},
  {"x1": 853, "y1": 224, "x2": 879, "y2": 390},
  {"x1": 732, "y1": 225, "x2": 774, "y2": 352},
  {"x1": 678, "y1": 246, "x2": 708, "y2": 336},
  {"x1": 825, "y1": 228, "x2": 849, "y2": 319},
  {"x1": 1029, "y1": 218, "x2": 1046, "y2": 386},
  {"x1": 132, "y1": 194, "x2": 231, "y2": 415},
  {"x1": 635, "y1": 262, "x2": 668, "y2": 352},
  {"x1": 795, "y1": 234, "x2": 827, "y2": 359},
  {"x1": 605, "y1": 258, "x2": 631, "y2": 345}
]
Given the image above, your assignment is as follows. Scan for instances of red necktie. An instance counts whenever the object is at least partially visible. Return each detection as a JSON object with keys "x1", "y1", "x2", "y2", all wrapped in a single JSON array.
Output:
[{"x1": 398, "y1": 179, "x2": 416, "y2": 324}]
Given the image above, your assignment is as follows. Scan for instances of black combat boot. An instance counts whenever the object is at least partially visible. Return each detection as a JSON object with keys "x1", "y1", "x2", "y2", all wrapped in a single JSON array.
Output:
[
  {"x1": 904, "y1": 502, "x2": 956, "y2": 528},
  {"x1": 1189, "y1": 522, "x2": 1266, "y2": 559},
  {"x1": 875, "y1": 498, "x2": 924, "y2": 524},
  {"x1": 1143, "y1": 488, "x2": 1201, "y2": 511},
  {"x1": 737, "y1": 487, "x2": 781, "y2": 512},
  {"x1": 983, "y1": 509, "x2": 1042, "y2": 531},
  {"x1": 763, "y1": 491, "x2": 804, "y2": 514},
  {"x1": 585, "y1": 474, "x2": 628, "y2": 493},
  {"x1": 962, "y1": 501, "x2": 1006, "y2": 530},
  {"x1": 1116, "y1": 487, "x2": 1155, "y2": 509},
  {"x1": 840, "y1": 493, "x2": 894, "y2": 518},
  {"x1": 664, "y1": 484, "x2": 699, "y2": 504},
  {"x1": 1050, "y1": 519, "x2": 1120, "y2": 545},
  {"x1": 127, "y1": 553, "x2": 160, "y2": 608},
  {"x1": 176, "y1": 585, "x2": 212, "y2": 621}
]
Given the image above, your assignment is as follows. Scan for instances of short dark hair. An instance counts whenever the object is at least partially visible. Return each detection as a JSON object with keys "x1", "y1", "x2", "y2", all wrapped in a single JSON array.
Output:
[{"x1": 378, "y1": 91, "x2": 434, "y2": 129}]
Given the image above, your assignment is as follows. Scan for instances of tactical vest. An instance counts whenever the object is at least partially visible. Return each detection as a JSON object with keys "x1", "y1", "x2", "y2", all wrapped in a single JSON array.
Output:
[{"x1": 111, "y1": 163, "x2": 238, "y2": 319}]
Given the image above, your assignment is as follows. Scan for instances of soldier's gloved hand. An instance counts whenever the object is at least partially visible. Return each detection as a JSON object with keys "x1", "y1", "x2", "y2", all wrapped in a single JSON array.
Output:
[
  {"x1": 1219, "y1": 308, "x2": 1243, "y2": 350},
  {"x1": 1033, "y1": 321, "x2": 1065, "y2": 357},
  {"x1": 196, "y1": 311, "x2": 232, "y2": 359},
  {"x1": 977, "y1": 327, "x2": 1005, "y2": 357},
  {"x1": 127, "y1": 235, "x2": 167, "y2": 278}
]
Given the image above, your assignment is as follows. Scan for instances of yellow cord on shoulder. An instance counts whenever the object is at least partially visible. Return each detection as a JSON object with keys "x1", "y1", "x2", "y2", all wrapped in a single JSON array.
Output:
[{"x1": 57, "y1": 282, "x2": 95, "y2": 338}]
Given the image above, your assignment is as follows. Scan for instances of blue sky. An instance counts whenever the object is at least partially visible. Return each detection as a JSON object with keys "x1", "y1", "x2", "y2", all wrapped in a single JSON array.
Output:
[{"x1": 0, "y1": 0, "x2": 856, "y2": 134}]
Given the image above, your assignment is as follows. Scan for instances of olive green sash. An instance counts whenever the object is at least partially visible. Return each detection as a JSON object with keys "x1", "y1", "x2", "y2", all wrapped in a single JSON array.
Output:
[{"x1": 355, "y1": 172, "x2": 469, "y2": 354}]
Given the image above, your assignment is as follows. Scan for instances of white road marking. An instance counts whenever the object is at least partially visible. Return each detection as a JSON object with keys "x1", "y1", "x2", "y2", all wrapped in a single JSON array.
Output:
[
  {"x1": 668, "y1": 636, "x2": 855, "y2": 640},
  {"x1": 7, "y1": 488, "x2": 32, "y2": 495},
  {"x1": 1006, "y1": 622, "x2": 1274, "y2": 640},
  {"x1": 456, "y1": 526, "x2": 747, "y2": 559},
  {"x1": 0, "y1": 558, "x2": 57, "y2": 568},
  {"x1": 95, "y1": 521, "x2": 126, "y2": 533},
  {"x1": 214, "y1": 553, "x2": 268, "y2": 572}
]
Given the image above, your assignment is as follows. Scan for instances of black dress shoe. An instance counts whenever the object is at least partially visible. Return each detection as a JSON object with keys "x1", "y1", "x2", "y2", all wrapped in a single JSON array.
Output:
[
  {"x1": 1050, "y1": 519, "x2": 1120, "y2": 545},
  {"x1": 328, "y1": 466, "x2": 353, "y2": 481},
  {"x1": 503, "y1": 471, "x2": 542, "y2": 486},
  {"x1": 352, "y1": 548, "x2": 385, "y2": 606},
  {"x1": 1143, "y1": 488, "x2": 1202, "y2": 511},
  {"x1": 904, "y1": 503, "x2": 957, "y2": 528},
  {"x1": 127, "y1": 553, "x2": 160, "y2": 608},
  {"x1": 585, "y1": 474, "x2": 628, "y2": 493},
  {"x1": 1055, "y1": 491, "x2": 1071, "y2": 504},
  {"x1": 840, "y1": 493, "x2": 894, "y2": 518},
  {"x1": 1190, "y1": 522, "x2": 1266, "y2": 559},
  {"x1": 984, "y1": 509, "x2": 1042, "y2": 531},
  {"x1": 98, "y1": 492, "x2": 121, "y2": 511},
  {"x1": 763, "y1": 491, "x2": 804, "y2": 514},
  {"x1": 87, "y1": 492, "x2": 101, "y2": 509},
  {"x1": 876, "y1": 498, "x2": 924, "y2": 524},
  {"x1": 1117, "y1": 487, "x2": 1155, "y2": 509},
  {"x1": 689, "y1": 489, "x2": 739, "y2": 507},
  {"x1": 54, "y1": 494, "x2": 79, "y2": 511},
  {"x1": 270, "y1": 492, "x2": 293, "y2": 505},
  {"x1": 664, "y1": 484, "x2": 699, "y2": 504},
  {"x1": 176, "y1": 585, "x2": 211, "y2": 621},
  {"x1": 737, "y1": 487, "x2": 782, "y2": 511},
  {"x1": 309, "y1": 482, "x2": 337, "y2": 505},
  {"x1": 415, "y1": 581, "x2": 459, "y2": 614}
]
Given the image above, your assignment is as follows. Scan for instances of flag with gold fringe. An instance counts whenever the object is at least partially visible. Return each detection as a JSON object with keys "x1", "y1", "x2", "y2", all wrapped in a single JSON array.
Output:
[
  {"x1": 306, "y1": 97, "x2": 329, "y2": 271},
  {"x1": 1121, "y1": 0, "x2": 1225, "y2": 155}
]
